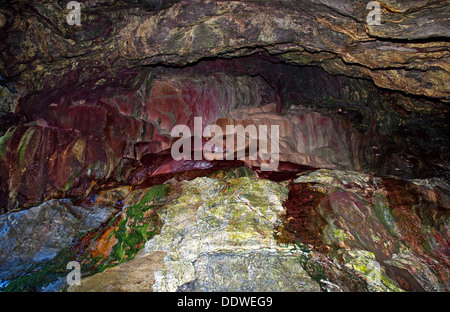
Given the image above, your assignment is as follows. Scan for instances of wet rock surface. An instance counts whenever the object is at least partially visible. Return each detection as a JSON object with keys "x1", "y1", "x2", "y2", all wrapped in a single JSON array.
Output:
[
  {"x1": 0, "y1": 198, "x2": 116, "y2": 282},
  {"x1": 0, "y1": 0, "x2": 448, "y2": 293},
  {"x1": 67, "y1": 171, "x2": 449, "y2": 292},
  {"x1": 0, "y1": 169, "x2": 444, "y2": 292},
  {"x1": 289, "y1": 170, "x2": 450, "y2": 291},
  {"x1": 1, "y1": 65, "x2": 448, "y2": 211}
]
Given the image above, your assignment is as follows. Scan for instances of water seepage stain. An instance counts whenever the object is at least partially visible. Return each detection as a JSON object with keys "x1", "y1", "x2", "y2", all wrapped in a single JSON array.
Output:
[{"x1": 276, "y1": 182, "x2": 328, "y2": 252}]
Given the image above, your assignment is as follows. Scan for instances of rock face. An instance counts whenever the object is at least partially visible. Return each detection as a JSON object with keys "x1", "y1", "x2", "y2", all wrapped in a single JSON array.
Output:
[
  {"x1": 0, "y1": 69, "x2": 266, "y2": 211},
  {"x1": 289, "y1": 170, "x2": 450, "y2": 292},
  {"x1": 1, "y1": 0, "x2": 449, "y2": 210},
  {"x1": 64, "y1": 171, "x2": 448, "y2": 292},
  {"x1": 1, "y1": 63, "x2": 447, "y2": 211},
  {"x1": 0, "y1": 198, "x2": 116, "y2": 281},
  {"x1": 1, "y1": 0, "x2": 448, "y2": 100},
  {"x1": 226, "y1": 103, "x2": 364, "y2": 170},
  {"x1": 70, "y1": 177, "x2": 321, "y2": 292},
  {"x1": 0, "y1": 0, "x2": 448, "y2": 293},
  {"x1": 0, "y1": 169, "x2": 448, "y2": 292},
  {"x1": 141, "y1": 177, "x2": 320, "y2": 292}
]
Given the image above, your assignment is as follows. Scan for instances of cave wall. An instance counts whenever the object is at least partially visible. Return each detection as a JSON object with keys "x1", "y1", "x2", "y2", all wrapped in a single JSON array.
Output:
[
  {"x1": 1, "y1": 0, "x2": 448, "y2": 100},
  {"x1": 1, "y1": 54, "x2": 449, "y2": 212},
  {"x1": 0, "y1": 0, "x2": 449, "y2": 294},
  {"x1": 0, "y1": 0, "x2": 449, "y2": 213}
]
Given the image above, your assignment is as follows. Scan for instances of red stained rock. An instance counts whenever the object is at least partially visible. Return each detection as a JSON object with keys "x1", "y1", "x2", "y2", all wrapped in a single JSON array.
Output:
[
  {"x1": 280, "y1": 171, "x2": 449, "y2": 291},
  {"x1": 281, "y1": 183, "x2": 328, "y2": 252}
]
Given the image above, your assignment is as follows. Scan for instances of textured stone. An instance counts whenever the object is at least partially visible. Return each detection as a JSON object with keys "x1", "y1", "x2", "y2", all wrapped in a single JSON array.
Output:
[
  {"x1": 226, "y1": 103, "x2": 364, "y2": 170},
  {"x1": 0, "y1": 70, "x2": 266, "y2": 211},
  {"x1": 68, "y1": 251, "x2": 166, "y2": 292},
  {"x1": 288, "y1": 169, "x2": 450, "y2": 291},
  {"x1": 1, "y1": 0, "x2": 448, "y2": 101},
  {"x1": 182, "y1": 250, "x2": 320, "y2": 292},
  {"x1": 1, "y1": 47, "x2": 448, "y2": 211},
  {"x1": 0, "y1": 199, "x2": 116, "y2": 281},
  {"x1": 0, "y1": 0, "x2": 448, "y2": 293},
  {"x1": 0, "y1": 183, "x2": 174, "y2": 292},
  {"x1": 142, "y1": 177, "x2": 310, "y2": 292},
  {"x1": 71, "y1": 177, "x2": 323, "y2": 292},
  {"x1": 2, "y1": 169, "x2": 448, "y2": 292}
]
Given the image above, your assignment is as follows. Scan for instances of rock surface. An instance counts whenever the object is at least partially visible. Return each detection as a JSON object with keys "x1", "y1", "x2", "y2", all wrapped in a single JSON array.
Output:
[
  {"x1": 1, "y1": 3, "x2": 449, "y2": 210},
  {"x1": 226, "y1": 103, "x2": 363, "y2": 170},
  {"x1": 64, "y1": 170, "x2": 449, "y2": 292},
  {"x1": 0, "y1": 70, "x2": 265, "y2": 211},
  {"x1": 0, "y1": 0, "x2": 448, "y2": 293},
  {"x1": 288, "y1": 169, "x2": 450, "y2": 291},
  {"x1": 141, "y1": 177, "x2": 321, "y2": 292},
  {"x1": 0, "y1": 198, "x2": 116, "y2": 281},
  {"x1": 1, "y1": 0, "x2": 448, "y2": 100},
  {"x1": 2, "y1": 66, "x2": 447, "y2": 211}
]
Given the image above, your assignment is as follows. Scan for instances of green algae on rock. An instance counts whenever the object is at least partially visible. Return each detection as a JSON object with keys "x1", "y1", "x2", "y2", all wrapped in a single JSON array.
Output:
[
  {"x1": 287, "y1": 169, "x2": 449, "y2": 292},
  {"x1": 0, "y1": 199, "x2": 116, "y2": 282},
  {"x1": 119, "y1": 177, "x2": 321, "y2": 292},
  {"x1": 65, "y1": 170, "x2": 450, "y2": 292},
  {"x1": 0, "y1": 0, "x2": 448, "y2": 295},
  {"x1": 70, "y1": 177, "x2": 322, "y2": 292},
  {"x1": 0, "y1": 168, "x2": 448, "y2": 292},
  {"x1": 0, "y1": 184, "x2": 174, "y2": 292}
]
